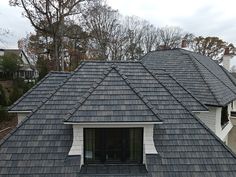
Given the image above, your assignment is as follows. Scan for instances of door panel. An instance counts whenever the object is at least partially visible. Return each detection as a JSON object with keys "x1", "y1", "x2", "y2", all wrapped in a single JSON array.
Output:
[{"x1": 84, "y1": 128, "x2": 143, "y2": 164}]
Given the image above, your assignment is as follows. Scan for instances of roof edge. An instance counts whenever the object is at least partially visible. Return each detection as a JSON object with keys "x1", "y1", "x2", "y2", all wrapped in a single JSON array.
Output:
[
  {"x1": 182, "y1": 49, "x2": 236, "y2": 104},
  {"x1": 8, "y1": 72, "x2": 53, "y2": 111},
  {"x1": 0, "y1": 63, "x2": 86, "y2": 147},
  {"x1": 8, "y1": 71, "x2": 71, "y2": 112}
]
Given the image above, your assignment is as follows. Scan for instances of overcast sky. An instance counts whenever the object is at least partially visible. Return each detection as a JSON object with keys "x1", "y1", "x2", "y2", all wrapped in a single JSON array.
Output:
[{"x1": 0, "y1": 0, "x2": 236, "y2": 48}]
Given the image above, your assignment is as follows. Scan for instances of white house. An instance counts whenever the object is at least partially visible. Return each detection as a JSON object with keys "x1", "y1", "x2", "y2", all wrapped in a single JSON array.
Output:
[{"x1": 0, "y1": 49, "x2": 38, "y2": 80}]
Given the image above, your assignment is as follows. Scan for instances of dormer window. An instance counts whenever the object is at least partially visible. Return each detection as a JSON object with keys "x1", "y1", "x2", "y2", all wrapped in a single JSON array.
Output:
[
  {"x1": 64, "y1": 66, "x2": 162, "y2": 168},
  {"x1": 84, "y1": 128, "x2": 143, "y2": 164},
  {"x1": 221, "y1": 106, "x2": 229, "y2": 128}
]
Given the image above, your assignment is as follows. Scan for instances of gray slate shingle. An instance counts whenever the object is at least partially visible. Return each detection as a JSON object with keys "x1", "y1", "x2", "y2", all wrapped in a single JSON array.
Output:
[
  {"x1": 65, "y1": 66, "x2": 162, "y2": 123},
  {"x1": 8, "y1": 71, "x2": 71, "y2": 112},
  {"x1": 142, "y1": 49, "x2": 236, "y2": 106},
  {"x1": 1, "y1": 61, "x2": 236, "y2": 177}
]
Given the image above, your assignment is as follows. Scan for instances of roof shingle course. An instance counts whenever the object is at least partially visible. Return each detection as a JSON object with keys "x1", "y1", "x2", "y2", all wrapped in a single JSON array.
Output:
[
  {"x1": 142, "y1": 49, "x2": 236, "y2": 106},
  {"x1": 8, "y1": 71, "x2": 71, "y2": 112},
  {"x1": 1, "y1": 61, "x2": 236, "y2": 176}
]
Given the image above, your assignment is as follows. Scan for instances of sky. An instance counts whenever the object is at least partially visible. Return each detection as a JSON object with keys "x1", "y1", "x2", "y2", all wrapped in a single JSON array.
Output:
[
  {"x1": 107, "y1": 0, "x2": 236, "y2": 45},
  {"x1": 0, "y1": 0, "x2": 236, "y2": 65}
]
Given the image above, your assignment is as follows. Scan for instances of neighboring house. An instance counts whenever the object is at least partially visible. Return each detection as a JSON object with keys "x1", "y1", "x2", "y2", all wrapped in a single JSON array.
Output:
[
  {"x1": 1, "y1": 61, "x2": 236, "y2": 176},
  {"x1": 0, "y1": 49, "x2": 38, "y2": 80},
  {"x1": 142, "y1": 48, "x2": 236, "y2": 153}
]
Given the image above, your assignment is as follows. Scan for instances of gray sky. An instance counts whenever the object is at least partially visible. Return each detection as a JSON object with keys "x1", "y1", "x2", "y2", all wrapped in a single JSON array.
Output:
[
  {"x1": 107, "y1": 0, "x2": 236, "y2": 44},
  {"x1": 0, "y1": 0, "x2": 236, "y2": 48},
  {"x1": 0, "y1": 0, "x2": 33, "y2": 48}
]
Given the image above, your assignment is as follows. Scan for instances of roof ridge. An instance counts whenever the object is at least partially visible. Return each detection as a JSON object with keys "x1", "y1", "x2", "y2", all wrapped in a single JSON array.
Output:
[
  {"x1": 182, "y1": 50, "x2": 236, "y2": 104},
  {"x1": 64, "y1": 64, "x2": 162, "y2": 122},
  {"x1": 141, "y1": 62, "x2": 236, "y2": 160},
  {"x1": 162, "y1": 72, "x2": 208, "y2": 111},
  {"x1": 114, "y1": 66, "x2": 162, "y2": 122},
  {"x1": 8, "y1": 72, "x2": 53, "y2": 111},
  {"x1": 64, "y1": 65, "x2": 115, "y2": 122},
  {"x1": 0, "y1": 62, "x2": 86, "y2": 147},
  {"x1": 179, "y1": 50, "x2": 220, "y2": 105}
]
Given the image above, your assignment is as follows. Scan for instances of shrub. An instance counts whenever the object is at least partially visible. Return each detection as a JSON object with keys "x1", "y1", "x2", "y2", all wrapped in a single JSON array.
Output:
[
  {"x1": 0, "y1": 106, "x2": 9, "y2": 122},
  {"x1": 0, "y1": 84, "x2": 8, "y2": 106}
]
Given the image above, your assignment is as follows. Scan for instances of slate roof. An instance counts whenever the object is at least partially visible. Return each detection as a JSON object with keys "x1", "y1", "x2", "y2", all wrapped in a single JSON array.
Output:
[
  {"x1": 8, "y1": 71, "x2": 71, "y2": 112},
  {"x1": 1, "y1": 61, "x2": 236, "y2": 176},
  {"x1": 64, "y1": 65, "x2": 162, "y2": 123},
  {"x1": 142, "y1": 49, "x2": 236, "y2": 106}
]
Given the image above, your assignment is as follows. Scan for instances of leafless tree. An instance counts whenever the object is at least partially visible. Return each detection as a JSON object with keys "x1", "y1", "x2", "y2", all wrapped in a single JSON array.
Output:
[
  {"x1": 0, "y1": 28, "x2": 10, "y2": 46},
  {"x1": 141, "y1": 21, "x2": 160, "y2": 53},
  {"x1": 10, "y1": 0, "x2": 88, "y2": 70},
  {"x1": 121, "y1": 16, "x2": 145, "y2": 60},
  {"x1": 81, "y1": 1, "x2": 120, "y2": 60},
  {"x1": 159, "y1": 26, "x2": 184, "y2": 49}
]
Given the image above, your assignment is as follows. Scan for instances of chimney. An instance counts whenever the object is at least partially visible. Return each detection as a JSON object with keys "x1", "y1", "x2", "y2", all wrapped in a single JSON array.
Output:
[
  {"x1": 222, "y1": 47, "x2": 233, "y2": 71},
  {"x1": 181, "y1": 39, "x2": 187, "y2": 48}
]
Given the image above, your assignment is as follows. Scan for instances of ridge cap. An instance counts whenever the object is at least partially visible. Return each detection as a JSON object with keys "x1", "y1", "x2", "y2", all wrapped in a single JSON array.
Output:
[
  {"x1": 115, "y1": 66, "x2": 163, "y2": 122},
  {"x1": 179, "y1": 49, "x2": 221, "y2": 105},
  {"x1": 64, "y1": 66, "x2": 115, "y2": 122},
  {"x1": 65, "y1": 65, "x2": 163, "y2": 123}
]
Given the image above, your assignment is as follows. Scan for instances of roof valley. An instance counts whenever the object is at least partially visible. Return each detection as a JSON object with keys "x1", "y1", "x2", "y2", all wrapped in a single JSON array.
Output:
[{"x1": 141, "y1": 62, "x2": 202, "y2": 117}]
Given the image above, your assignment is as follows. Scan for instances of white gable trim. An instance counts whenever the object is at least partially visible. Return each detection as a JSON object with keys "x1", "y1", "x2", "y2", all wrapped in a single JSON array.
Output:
[{"x1": 64, "y1": 121, "x2": 163, "y2": 125}]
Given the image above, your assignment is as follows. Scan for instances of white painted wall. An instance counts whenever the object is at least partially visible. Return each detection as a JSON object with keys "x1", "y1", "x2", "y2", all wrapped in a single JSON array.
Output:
[
  {"x1": 229, "y1": 103, "x2": 236, "y2": 153},
  {"x1": 195, "y1": 107, "x2": 217, "y2": 133},
  {"x1": 195, "y1": 105, "x2": 233, "y2": 143},
  {"x1": 232, "y1": 100, "x2": 236, "y2": 111},
  {"x1": 17, "y1": 112, "x2": 30, "y2": 124},
  {"x1": 68, "y1": 123, "x2": 158, "y2": 166}
]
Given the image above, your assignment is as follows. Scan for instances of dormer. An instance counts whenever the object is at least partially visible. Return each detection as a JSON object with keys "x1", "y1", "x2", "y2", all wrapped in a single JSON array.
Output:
[{"x1": 64, "y1": 65, "x2": 162, "y2": 168}]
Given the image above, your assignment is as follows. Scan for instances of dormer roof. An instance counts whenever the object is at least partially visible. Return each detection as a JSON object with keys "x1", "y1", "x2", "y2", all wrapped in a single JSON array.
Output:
[{"x1": 64, "y1": 65, "x2": 162, "y2": 123}]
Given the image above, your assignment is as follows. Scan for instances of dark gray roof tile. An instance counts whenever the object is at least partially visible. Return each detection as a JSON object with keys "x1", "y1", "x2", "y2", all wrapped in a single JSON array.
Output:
[
  {"x1": 1, "y1": 61, "x2": 236, "y2": 176},
  {"x1": 9, "y1": 72, "x2": 71, "y2": 112},
  {"x1": 142, "y1": 49, "x2": 236, "y2": 106}
]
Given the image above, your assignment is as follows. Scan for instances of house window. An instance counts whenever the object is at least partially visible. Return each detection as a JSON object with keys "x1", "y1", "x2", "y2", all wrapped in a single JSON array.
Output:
[
  {"x1": 84, "y1": 128, "x2": 143, "y2": 164},
  {"x1": 221, "y1": 106, "x2": 229, "y2": 127}
]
